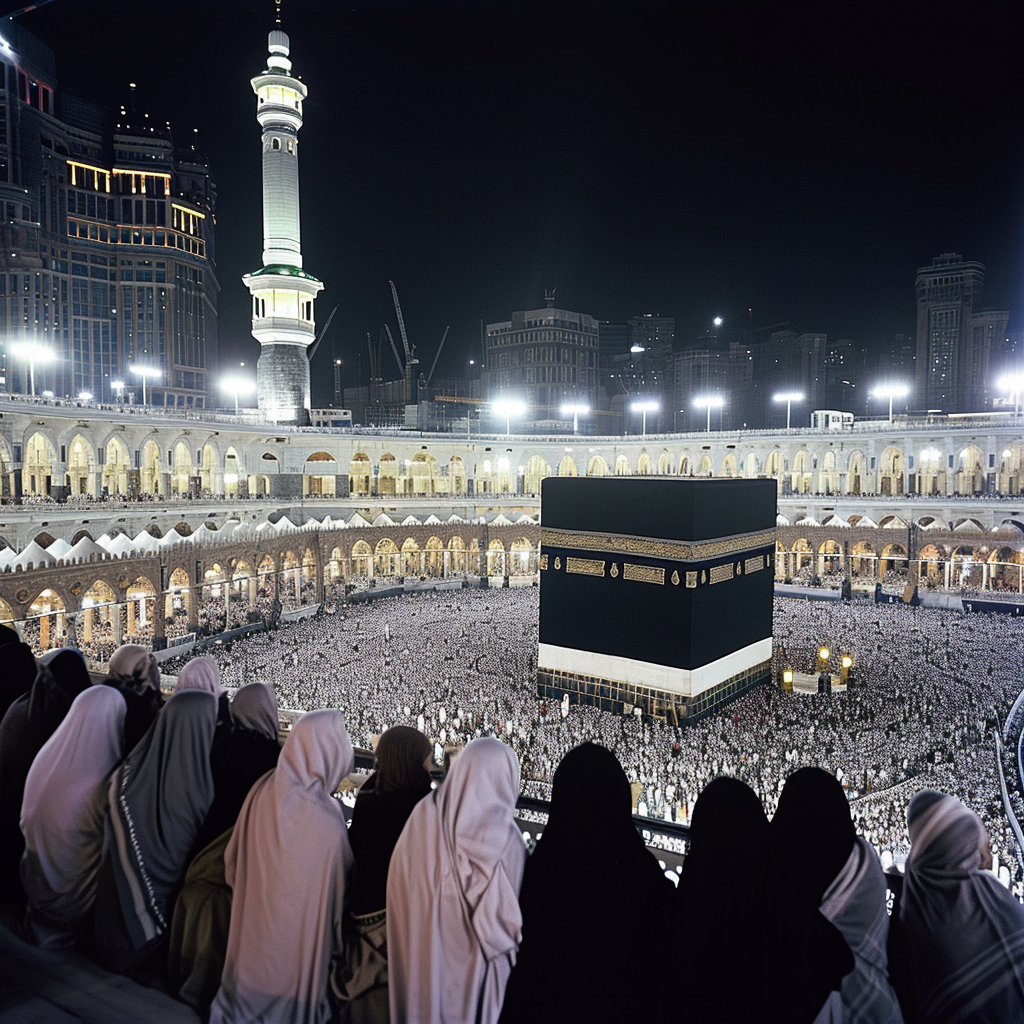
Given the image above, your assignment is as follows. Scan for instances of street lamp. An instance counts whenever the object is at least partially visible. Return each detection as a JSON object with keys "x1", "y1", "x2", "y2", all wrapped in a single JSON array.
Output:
[
  {"x1": 491, "y1": 397, "x2": 526, "y2": 436},
  {"x1": 871, "y1": 383, "x2": 910, "y2": 423},
  {"x1": 693, "y1": 394, "x2": 725, "y2": 433},
  {"x1": 773, "y1": 391, "x2": 804, "y2": 430},
  {"x1": 111, "y1": 379, "x2": 125, "y2": 403},
  {"x1": 630, "y1": 398, "x2": 659, "y2": 436},
  {"x1": 221, "y1": 376, "x2": 256, "y2": 415},
  {"x1": 129, "y1": 364, "x2": 161, "y2": 406},
  {"x1": 560, "y1": 402, "x2": 589, "y2": 435},
  {"x1": 10, "y1": 342, "x2": 55, "y2": 397},
  {"x1": 998, "y1": 373, "x2": 1024, "y2": 417},
  {"x1": 77, "y1": 391, "x2": 92, "y2": 402}
]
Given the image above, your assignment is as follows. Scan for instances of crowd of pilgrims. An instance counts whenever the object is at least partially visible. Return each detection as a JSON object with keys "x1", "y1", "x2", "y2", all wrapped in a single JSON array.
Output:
[
  {"x1": 0, "y1": 632, "x2": 1023, "y2": 1023},
  {"x1": 1, "y1": 589, "x2": 1024, "y2": 1021},
  {"x1": 160, "y1": 588, "x2": 1024, "y2": 890}
]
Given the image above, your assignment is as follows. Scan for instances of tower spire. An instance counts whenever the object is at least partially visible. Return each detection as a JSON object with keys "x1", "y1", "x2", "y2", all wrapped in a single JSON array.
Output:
[{"x1": 242, "y1": 17, "x2": 324, "y2": 425}]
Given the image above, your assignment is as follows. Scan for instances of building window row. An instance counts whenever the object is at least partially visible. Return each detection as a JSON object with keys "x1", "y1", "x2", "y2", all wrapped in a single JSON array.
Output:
[{"x1": 67, "y1": 218, "x2": 206, "y2": 257}]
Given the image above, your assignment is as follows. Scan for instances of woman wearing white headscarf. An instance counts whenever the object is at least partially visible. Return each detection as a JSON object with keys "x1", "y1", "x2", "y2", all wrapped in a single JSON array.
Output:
[
  {"x1": 20, "y1": 685, "x2": 126, "y2": 948},
  {"x1": 209, "y1": 708, "x2": 354, "y2": 1024},
  {"x1": 893, "y1": 789, "x2": 1024, "y2": 1023},
  {"x1": 387, "y1": 736, "x2": 525, "y2": 1024}
]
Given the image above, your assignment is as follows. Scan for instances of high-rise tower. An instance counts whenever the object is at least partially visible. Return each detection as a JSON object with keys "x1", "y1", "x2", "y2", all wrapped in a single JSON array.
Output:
[{"x1": 244, "y1": 26, "x2": 322, "y2": 425}]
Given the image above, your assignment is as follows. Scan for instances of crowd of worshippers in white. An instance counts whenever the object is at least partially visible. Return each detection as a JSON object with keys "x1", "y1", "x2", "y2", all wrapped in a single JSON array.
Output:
[
  {"x1": 159, "y1": 589, "x2": 1024, "y2": 895},
  {"x1": 2, "y1": 630, "x2": 1024, "y2": 1023}
]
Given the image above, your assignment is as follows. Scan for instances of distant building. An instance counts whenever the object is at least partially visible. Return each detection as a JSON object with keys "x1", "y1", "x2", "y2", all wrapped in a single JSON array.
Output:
[
  {"x1": 0, "y1": 18, "x2": 218, "y2": 407},
  {"x1": 484, "y1": 290, "x2": 599, "y2": 427},
  {"x1": 914, "y1": 253, "x2": 1008, "y2": 412}
]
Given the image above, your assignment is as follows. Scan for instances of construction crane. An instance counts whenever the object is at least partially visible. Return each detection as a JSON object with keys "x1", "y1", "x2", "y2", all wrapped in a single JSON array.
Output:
[
  {"x1": 389, "y1": 280, "x2": 417, "y2": 369},
  {"x1": 426, "y1": 326, "x2": 450, "y2": 387},
  {"x1": 383, "y1": 324, "x2": 405, "y2": 377},
  {"x1": 307, "y1": 304, "x2": 339, "y2": 361}
]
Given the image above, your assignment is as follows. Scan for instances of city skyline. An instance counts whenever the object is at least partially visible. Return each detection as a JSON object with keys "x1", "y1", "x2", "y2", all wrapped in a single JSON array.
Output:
[{"x1": 15, "y1": 0, "x2": 1024, "y2": 404}]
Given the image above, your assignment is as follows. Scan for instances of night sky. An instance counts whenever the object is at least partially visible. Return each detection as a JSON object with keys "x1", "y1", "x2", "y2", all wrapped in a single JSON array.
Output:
[{"x1": 10, "y1": 0, "x2": 1024, "y2": 404}]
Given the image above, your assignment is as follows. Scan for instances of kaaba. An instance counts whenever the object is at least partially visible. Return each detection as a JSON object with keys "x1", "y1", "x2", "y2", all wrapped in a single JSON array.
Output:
[{"x1": 537, "y1": 477, "x2": 776, "y2": 722}]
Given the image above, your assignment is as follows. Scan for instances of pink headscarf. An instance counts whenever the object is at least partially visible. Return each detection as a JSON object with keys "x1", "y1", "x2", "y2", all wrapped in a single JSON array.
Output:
[
  {"x1": 20, "y1": 685, "x2": 126, "y2": 943},
  {"x1": 387, "y1": 736, "x2": 525, "y2": 1024},
  {"x1": 209, "y1": 709, "x2": 354, "y2": 1024},
  {"x1": 176, "y1": 656, "x2": 221, "y2": 697}
]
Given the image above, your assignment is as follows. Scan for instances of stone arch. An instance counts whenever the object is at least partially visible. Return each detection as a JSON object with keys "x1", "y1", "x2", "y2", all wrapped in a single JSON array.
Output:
[
  {"x1": 223, "y1": 446, "x2": 242, "y2": 497},
  {"x1": 817, "y1": 538, "x2": 843, "y2": 576},
  {"x1": 401, "y1": 537, "x2": 420, "y2": 575},
  {"x1": 614, "y1": 454, "x2": 631, "y2": 476},
  {"x1": 171, "y1": 441, "x2": 191, "y2": 495},
  {"x1": 33, "y1": 530, "x2": 57, "y2": 549},
  {"x1": 587, "y1": 455, "x2": 609, "y2": 477},
  {"x1": 200, "y1": 442, "x2": 219, "y2": 493},
  {"x1": 102, "y1": 435, "x2": 131, "y2": 496},
  {"x1": 721, "y1": 454, "x2": 737, "y2": 478},
  {"x1": 524, "y1": 455, "x2": 552, "y2": 493},
  {"x1": 636, "y1": 453, "x2": 652, "y2": 476},
  {"x1": 374, "y1": 536, "x2": 400, "y2": 576},
  {"x1": 22, "y1": 430, "x2": 57, "y2": 497},
  {"x1": 486, "y1": 537, "x2": 506, "y2": 576},
  {"x1": 25, "y1": 586, "x2": 67, "y2": 654},
  {"x1": 424, "y1": 536, "x2": 444, "y2": 577},
  {"x1": 878, "y1": 447, "x2": 906, "y2": 497},
  {"x1": 447, "y1": 535, "x2": 467, "y2": 573},
  {"x1": 557, "y1": 455, "x2": 578, "y2": 477},
  {"x1": 918, "y1": 543, "x2": 946, "y2": 586},
  {"x1": 657, "y1": 452, "x2": 672, "y2": 475},
  {"x1": 791, "y1": 449, "x2": 812, "y2": 494},
  {"x1": 697, "y1": 454, "x2": 713, "y2": 477},
  {"x1": 66, "y1": 434, "x2": 97, "y2": 496},
  {"x1": 998, "y1": 442, "x2": 1024, "y2": 496},
  {"x1": 818, "y1": 450, "x2": 838, "y2": 494},
  {"x1": 126, "y1": 575, "x2": 157, "y2": 641},
  {"x1": 304, "y1": 451, "x2": 337, "y2": 496},
  {"x1": 378, "y1": 454, "x2": 397, "y2": 497},
  {"x1": 850, "y1": 540, "x2": 876, "y2": 578},
  {"x1": 678, "y1": 453, "x2": 691, "y2": 476},
  {"x1": 0, "y1": 596, "x2": 14, "y2": 626},
  {"x1": 449, "y1": 456, "x2": 467, "y2": 495},
  {"x1": 955, "y1": 444, "x2": 984, "y2": 495},
  {"x1": 879, "y1": 543, "x2": 908, "y2": 580},
  {"x1": 846, "y1": 451, "x2": 864, "y2": 496},
  {"x1": 742, "y1": 452, "x2": 761, "y2": 479},
  {"x1": 791, "y1": 537, "x2": 813, "y2": 573},
  {"x1": 510, "y1": 536, "x2": 534, "y2": 574},
  {"x1": 351, "y1": 539, "x2": 373, "y2": 577},
  {"x1": 408, "y1": 453, "x2": 439, "y2": 496},
  {"x1": 349, "y1": 453, "x2": 372, "y2": 497}
]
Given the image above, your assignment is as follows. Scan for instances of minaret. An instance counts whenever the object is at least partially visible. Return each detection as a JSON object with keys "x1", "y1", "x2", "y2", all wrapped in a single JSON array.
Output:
[{"x1": 243, "y1": 21, "x2": 323, "y2": 425}]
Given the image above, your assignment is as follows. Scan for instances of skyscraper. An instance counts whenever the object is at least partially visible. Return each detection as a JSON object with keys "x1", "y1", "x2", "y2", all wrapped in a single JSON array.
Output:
[
  {"x1": 0, "y1": 18, "x2": 218, "y2": 407},
  {"x1": 914, "y1": 253, "x2": 1007, "y2": 412},
  {"x1": 243, "y1": 26, "x2": 322, "y2": 425}
]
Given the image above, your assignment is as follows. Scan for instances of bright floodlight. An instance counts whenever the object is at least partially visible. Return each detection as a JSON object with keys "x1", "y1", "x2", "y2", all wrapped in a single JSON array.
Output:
[
  {"x1": 221, "y1": 375, "x2": 256, "y2": 414},
  {"x1": 998, "y1": 374, "x2": 1024, "y2": 417},
  {"x1": 111, "y1": 379, "x2": 125, "y2": 390},
  {"x1": 630, "y1": 399, "x2": 659, "y2": 435},
  {"x1": 713, "y1": 317, "x2": 723, "y2": 327},
  {"x1": 871, "y1": 382, "x2": 910, "y2": 422},
  {"x1": 693, "y1": 394, "x2": 724, "y2": 433},
  {"x1": 130, "y1": 363, "x2": 161, "y2": 406},
  {"x1": 630, "y1": 343, "x2": 645, "y2": 354},
  {"x1": 77, "y1": 391, "x2": 92, "y2": 401},
  {"x1": 492, "y1": 397, "x2": 527, "y2": 435},
  {"x1": 560, "y1": 402, "x2": 589, "y2": 435},
  {"x1": 773, "y1": 391, "x2": 804, "y2": 429},
  {"x1": 10, "y1": 342, "x2": 55, "y2": 397}
]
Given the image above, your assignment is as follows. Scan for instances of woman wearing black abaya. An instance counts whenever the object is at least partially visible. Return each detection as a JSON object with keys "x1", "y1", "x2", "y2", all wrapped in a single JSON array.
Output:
[
  {"x1": 770, "y1": 767, "x2": 902, "y2": 1024},
  {"x1": 331, "y1": 725, "x2": 432, "y2": 1023},
  {"x1": 104, "y1": 644, "x2": 164, "y2": 755},
  {"x1": 0, "y1": 648, "x2": 91, "y2": 904},
  {"x1": 0, "y1": 625, "x2": 35, "y2": 724},
  {"x1": 499, "y1": 742, "x2": 672, "y2": 1024}
]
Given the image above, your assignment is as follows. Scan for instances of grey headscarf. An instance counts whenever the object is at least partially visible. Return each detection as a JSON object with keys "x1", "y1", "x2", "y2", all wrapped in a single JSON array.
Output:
[
  {"x1": 98, "y1": 689, "x2": 217, "y2": 960},
  {"x1": 108, "y1": 644, "x2": 160, "y2": 694},
  {"x1": 899, "y1": 789, "x2": 1024, "y2": 1024},
  {"x1": 230, "y1": 682, "x2": 279, "y2": 741}
]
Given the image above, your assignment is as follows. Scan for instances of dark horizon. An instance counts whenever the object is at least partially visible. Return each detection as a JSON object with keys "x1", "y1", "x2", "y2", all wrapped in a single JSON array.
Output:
[{"x1": 11, "y1": 0, "x2": 1024, "y2": 403}]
